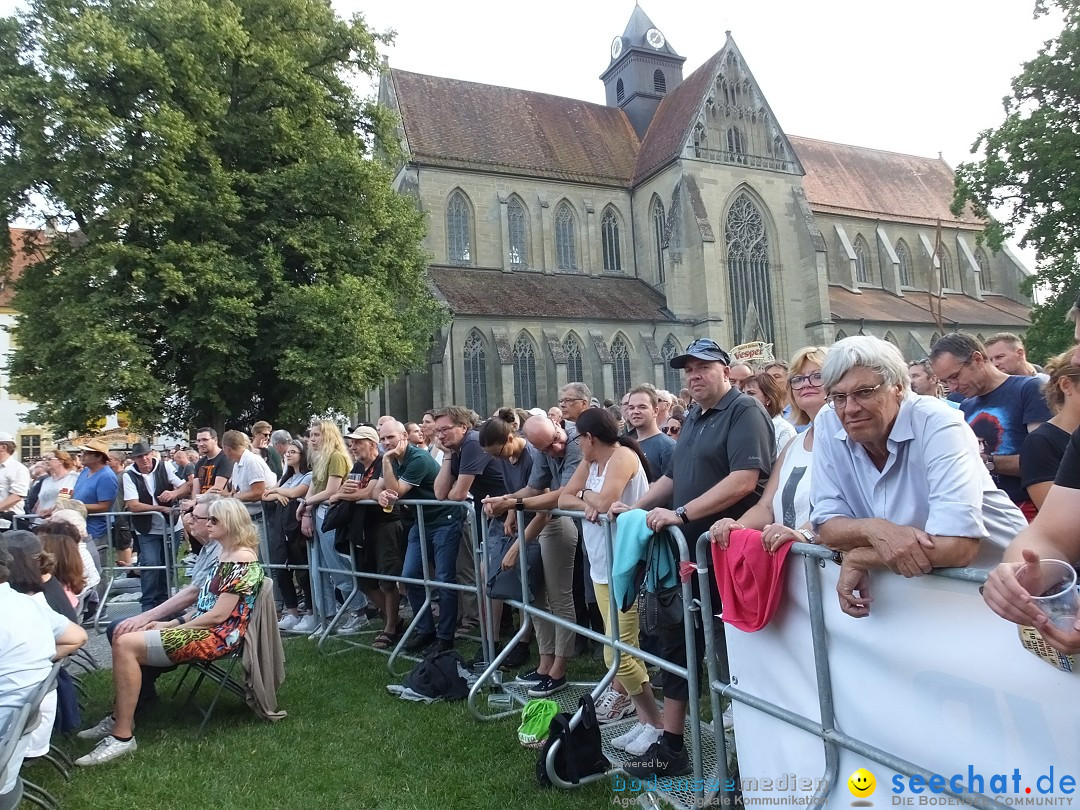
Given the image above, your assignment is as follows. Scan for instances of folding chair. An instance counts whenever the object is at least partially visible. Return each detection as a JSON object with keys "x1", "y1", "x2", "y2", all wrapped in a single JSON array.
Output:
[
  {"x1": 19, "y1": 662, "x2": 66, "y2": 810},
  {"x1": 0, "y1": 704, "x2": 31, "y2": 810}
]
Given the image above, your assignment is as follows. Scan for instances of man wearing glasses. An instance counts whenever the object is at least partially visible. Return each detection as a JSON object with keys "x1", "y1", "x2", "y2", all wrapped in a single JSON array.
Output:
[
  {"x1": 614, "y1": 337, "x2": 774, "y2": 777},
  {"x1": 812, "y1": 337, "x2": 1026, "y2": 618},
  {"x1": 930, "y1": 332, "x2": 1051, "y2": 519},
  {"x1": 557, "y1": 382, "x2": 593, "y2": 422}
]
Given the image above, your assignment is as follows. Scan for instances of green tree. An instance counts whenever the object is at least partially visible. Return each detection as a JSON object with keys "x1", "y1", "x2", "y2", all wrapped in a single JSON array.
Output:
[
  {"x1": 0, "y1": 0, "x2": 443, "y2": 435},
  {"x1": 953, "y1": 0, "x2": 1080, "y2": 363}
]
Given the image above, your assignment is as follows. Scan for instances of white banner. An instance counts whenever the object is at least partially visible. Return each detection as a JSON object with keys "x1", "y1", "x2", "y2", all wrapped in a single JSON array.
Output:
[{"x1": 724, "y1": 555, "x2": 1079, "y2": 809}]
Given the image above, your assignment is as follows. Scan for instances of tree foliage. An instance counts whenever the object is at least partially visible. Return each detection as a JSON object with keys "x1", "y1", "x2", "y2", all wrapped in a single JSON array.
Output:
[
  {"x1": 0, "y1": 0, "x2": 444, "y2": 435},
  {"x1": 952, "y1": 0, "x2": 1080, "y2": 363}
]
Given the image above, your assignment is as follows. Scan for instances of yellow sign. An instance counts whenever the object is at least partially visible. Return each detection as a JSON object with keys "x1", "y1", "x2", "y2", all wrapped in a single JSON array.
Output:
[
  {"x1": 730, "y1": 341, "x2": 775, "y2": 364},
  {"x1": 848, "y1": 768, "x2": 876, "y2": 798}
]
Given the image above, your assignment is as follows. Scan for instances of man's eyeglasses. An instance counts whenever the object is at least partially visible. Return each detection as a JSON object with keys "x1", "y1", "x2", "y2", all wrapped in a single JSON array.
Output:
[
  {"x1": 789, "y1": 371, "x2": 824, "y2": 389},
  {"x1": 825, "y1": 384, "x2": 885, "y2": 409},
  {"x1": 661, "y1": 425, "x2": 681, "y2": 435},
  {"x1": 434, "y1": 425, "x2": 461, "y2": 435},
  {"x1": 535, "y1": 431, "x2": 566, "y2": 454},
  {"x1": 558, "y1": 397, "x2": 586, "y2": 406},
  {"x1": 940, "y1": 356, "x2": 974, "y2": 386}
]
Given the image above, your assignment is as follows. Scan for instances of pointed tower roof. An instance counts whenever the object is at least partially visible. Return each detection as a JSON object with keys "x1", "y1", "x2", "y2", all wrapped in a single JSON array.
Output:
[{"x1": 604, "y1": 4, "x2": 683, "y2": 73}]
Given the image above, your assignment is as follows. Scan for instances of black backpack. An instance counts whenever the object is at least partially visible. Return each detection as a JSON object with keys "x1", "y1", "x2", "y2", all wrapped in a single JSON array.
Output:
[
  {"x1": 402, "y1": 651, "x2": 470, "y2": 701},
  {"x1": 535, "y1": 693, "x2": 610, "y2": 787}
]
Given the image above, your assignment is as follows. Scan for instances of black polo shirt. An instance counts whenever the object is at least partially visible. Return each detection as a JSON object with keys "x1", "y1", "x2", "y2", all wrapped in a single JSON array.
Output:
[{"x1": 664, "y1": 386, "x2": 774, "y2": 552}]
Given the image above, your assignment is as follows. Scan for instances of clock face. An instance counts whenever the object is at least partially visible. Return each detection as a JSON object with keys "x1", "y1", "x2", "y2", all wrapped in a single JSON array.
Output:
[
  {"x1": 646, "y1": 27, "x2": 665, "y2": 49},
  {"x1": 611, "y1": 37, "x2": 623, "y2": 59}
]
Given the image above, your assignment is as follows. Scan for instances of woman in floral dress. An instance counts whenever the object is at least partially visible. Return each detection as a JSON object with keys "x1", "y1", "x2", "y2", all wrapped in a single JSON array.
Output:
[{"x1": 75, "y1": 498, "x2": 263, "y2": 767}]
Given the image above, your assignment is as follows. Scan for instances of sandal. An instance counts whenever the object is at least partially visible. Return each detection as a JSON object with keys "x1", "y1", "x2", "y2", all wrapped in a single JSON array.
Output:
[{"x1": 372, "y1": 631, "x2": 396, "y2": 650}]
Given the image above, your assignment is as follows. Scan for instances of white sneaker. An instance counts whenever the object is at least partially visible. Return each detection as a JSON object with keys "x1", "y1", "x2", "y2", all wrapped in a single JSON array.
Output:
[
  {"x1": 610, "y1": 722, "x2": 648, "y2": 751},
  {"x1": 290, "y1": 615, "x2": 319, "y2": 635},
  {"x1": 307, "y1": 622, "x2": 329, "y2": 640},
  {"x1": 335, "y1": 613, "x2": 370, "y2": 636},
  {"x1": 277, "y1": 614, "x2": 300, "y2": 632},
  {"x1": 625, "y1": 724, "x2": 663, "y2": 756},
  {"x1": 75, "y1": 735, "x2": 137, "y2": 766},
  {"x1": 110, "y1": 592, "x2": 142, "y2": 604},
  {"x1": 76, "y1": 715, "x2": 116, "y2": 742},
  {"x1": 594, "y1": 687, "x2": 636, "y2": 724}
]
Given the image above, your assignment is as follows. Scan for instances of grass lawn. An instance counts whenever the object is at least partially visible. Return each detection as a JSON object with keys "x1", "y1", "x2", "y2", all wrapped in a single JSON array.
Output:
[{"x1": 25, "y1": 637, "x2": 621, "y2": 810}]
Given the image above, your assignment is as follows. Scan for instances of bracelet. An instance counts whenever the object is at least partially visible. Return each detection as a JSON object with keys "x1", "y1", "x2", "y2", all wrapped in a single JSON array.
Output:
[{"x1": 176, "y1": 616, "x2": 186, "y2": 625}]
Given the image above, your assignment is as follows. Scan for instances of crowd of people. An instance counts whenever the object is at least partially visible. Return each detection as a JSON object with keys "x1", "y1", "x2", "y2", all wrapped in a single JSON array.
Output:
[{"x1": 3, "y1": 312, "x2": 1080, "y2": 794}]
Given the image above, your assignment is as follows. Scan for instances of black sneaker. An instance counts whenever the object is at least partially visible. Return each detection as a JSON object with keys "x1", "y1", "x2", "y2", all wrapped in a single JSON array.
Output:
[
  {"x1": 622, "y1": 739, "x2": 692, "y2": 778},
  {"x1": 499, "y1": 640, "x2": 531, "y2": 670},
  {"x1": 515, "y1": 667, "x2": 545, "y2": 684},
  {"x1": 526, "y1": 675, "x2": 567, "y2": 698},
  {"x1": 403, "y1": 632, "x2": 436, "y2": 654}
]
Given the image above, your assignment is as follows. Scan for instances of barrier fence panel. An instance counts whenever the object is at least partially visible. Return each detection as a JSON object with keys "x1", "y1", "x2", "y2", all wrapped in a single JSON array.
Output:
[{"x1": 695, "y1": 534, "x2": 1077, "y2": 810}]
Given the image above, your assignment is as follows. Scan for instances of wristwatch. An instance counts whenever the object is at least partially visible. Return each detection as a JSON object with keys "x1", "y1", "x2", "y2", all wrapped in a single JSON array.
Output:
[
  {"x1": 675, "y1": 506, "x2": 690, "y2": 524},
  {"x1": 797, "y1": 528, "x2": 816, "y2": 543},
  {"x1": 985, "y1": 455, "x2": 995, "y2": 471}
]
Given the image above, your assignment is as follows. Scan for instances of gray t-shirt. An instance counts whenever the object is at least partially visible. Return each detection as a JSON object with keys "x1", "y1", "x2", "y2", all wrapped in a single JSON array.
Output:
[
  {"x1": 634, "y1": 431, "x2": 676, "y2": 482},
  {"x1": 527, "y1": 422, "x2": 584, "y2": 492}
]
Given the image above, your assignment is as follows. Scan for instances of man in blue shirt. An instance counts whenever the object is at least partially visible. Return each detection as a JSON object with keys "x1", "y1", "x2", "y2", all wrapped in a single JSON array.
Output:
[{"x1": 72, "y1": 438, "x2": 120, "y2": 545}]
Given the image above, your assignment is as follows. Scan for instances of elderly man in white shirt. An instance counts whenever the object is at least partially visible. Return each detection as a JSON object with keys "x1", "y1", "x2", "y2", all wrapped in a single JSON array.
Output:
[{"x1": 810, "y1": 336, "x2": 1027, "y2": 617}]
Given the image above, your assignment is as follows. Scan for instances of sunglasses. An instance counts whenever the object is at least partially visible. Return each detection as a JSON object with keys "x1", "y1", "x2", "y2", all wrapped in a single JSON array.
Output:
[
  {"x1": 207, "y1": 516, "x2": 220, "y2": 526},
  {"x1": 661, "y1": 425, "x2": 681, "y2": 435}
]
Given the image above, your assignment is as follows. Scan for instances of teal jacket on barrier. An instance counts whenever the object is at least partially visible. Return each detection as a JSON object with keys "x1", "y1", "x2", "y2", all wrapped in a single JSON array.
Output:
[{"x1": 610, "y1": 508, "x2": 678, "y2": 612}]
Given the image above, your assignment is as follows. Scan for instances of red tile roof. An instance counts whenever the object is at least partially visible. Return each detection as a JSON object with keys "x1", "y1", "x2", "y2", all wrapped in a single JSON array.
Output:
[
  {"x1": 429, "y1": 266, "x2": 671, "y2": 321},
  {"x1": 2, "y1": 228, "x2": 47, "y2": 308},
  {"x1": 789, "y1": 137, "x2": 983, "y2": 228},
  {"x1": 390, "y1": 70, "x2": 641, "y2": 186},
  {"x1": 830, "y1": 286, "x2": 1029, "y2": 327}
]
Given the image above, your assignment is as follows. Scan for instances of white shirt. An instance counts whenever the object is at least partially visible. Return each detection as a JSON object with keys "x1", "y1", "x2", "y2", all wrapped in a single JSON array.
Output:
[
  {"x1": 772, "y1": 415, "x2": 797, "y2": 458},
  {"x1": 0, "y1": 582, "x2": 68, "y2": 710},
  {"x1": 122, "y1": 458, "x2": 184, "y2": 535},
  {"x1": 36, "y1": 470, "x2": 79, "y2": 513},
  {"x1": 583, "y1": 459, "x2": 649, "y2": 585},
  {"x1": 229, "y1": 449, "x2": 275, "y2": 514},
  {"x1": 810, "y1": 393, "x2": 1027, "y2": 563},
  {"x1": 0, "y1": 455, "x2": 30, "y2": 522}
]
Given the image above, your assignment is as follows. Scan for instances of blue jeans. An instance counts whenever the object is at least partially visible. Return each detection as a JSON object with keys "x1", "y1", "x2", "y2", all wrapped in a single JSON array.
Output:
[
  {"x1": 313, "y1": 506, "x2": 365, "y2": 622},
  {"x1": 136, "y1": 533, "x2": 168, "y2": 612},
  {"x1": 403, "y1": 519, "x2": 463, "y2": 641}
]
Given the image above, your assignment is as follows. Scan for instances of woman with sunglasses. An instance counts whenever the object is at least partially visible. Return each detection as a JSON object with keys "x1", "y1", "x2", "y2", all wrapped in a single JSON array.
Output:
[
  {"x1": 708, "y1": 346, "x2": 829, "y2": 553},
  {"x1": 661, "y1": 412, "x2": 685, "y2": 439},
  {"x1": 75, "y1": 499, "x2": 262, "y2": 767}
]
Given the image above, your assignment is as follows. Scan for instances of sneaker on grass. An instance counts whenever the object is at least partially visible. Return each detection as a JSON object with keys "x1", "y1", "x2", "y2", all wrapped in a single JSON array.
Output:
[
  {"x1": 514, "y1": 667, "x2": 545, "y2": 684},
  {"x1": 594, "y1": 687, "x2": 636, "y2": 724},
  {"x1": 290, "y1": 614, "x2": 319, "y2": 635},
  {"x1": 76, "y1": 715, "x2": 116, "y2": 742},
  {"x1": 75, "y1": 735, "x2": 137, "y2": 767},
  {"x1": 526, "y1": 675, "x2": 566, "y2": 698},
  {"x1": 278, "y1": 614, "x2": 300, "y2": 632},
  {"x1": 336, "y1": 613, "x2": 370, "y2": 636}
]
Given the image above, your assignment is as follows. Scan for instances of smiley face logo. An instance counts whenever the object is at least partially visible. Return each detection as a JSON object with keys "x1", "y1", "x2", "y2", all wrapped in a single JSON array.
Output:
[{"x1": 848, "y1": 768, "x2": 876, "y2": 798}]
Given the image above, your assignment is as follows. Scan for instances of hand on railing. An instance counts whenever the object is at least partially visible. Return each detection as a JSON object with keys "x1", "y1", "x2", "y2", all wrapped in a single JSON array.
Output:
[
  {"x1": 708, "y1": 518, "x2": 744, "y2": 548},
  {"x1": 836, "y1": 551, "x2": 873, "y2": 618}
]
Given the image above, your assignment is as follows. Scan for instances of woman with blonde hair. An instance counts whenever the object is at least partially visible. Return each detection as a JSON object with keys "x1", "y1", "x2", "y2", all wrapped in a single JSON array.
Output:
[
  {"x1": 75, "y1": 499, "x2": 262, "y2": 766},
  {"x1": 1020, "y1": 349, "x2": 1080, "y2": 512},
  {"x1": 295, "y1": 420, "x2": 356, "y2": 637},
  {"x1": 36, "y1": 450, "x2": 79, "y2": 518}
]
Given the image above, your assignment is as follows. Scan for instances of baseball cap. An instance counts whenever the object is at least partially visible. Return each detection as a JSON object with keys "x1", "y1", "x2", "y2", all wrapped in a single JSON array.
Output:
[
  {"x1": 344, "y1": 426, "x2": 380, "y2": 444},
  {"x1": 668, "y1": 338, "x2": 732, "y2": 369}
]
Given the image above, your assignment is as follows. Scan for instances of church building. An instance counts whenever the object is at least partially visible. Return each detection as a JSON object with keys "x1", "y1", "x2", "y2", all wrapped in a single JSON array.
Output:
[{"x1": 371, "y1": 6, "x2": 1033, "y2": 419}]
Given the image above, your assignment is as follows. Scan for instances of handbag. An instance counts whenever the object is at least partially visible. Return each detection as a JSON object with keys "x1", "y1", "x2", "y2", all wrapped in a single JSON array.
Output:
[
  {"x1": 485, "y1": 519, "x2": 543, "y2": 602},
  {"x1": 535, "y1": 693, "x2": 610, "y2": 786},
  {"x1": 637, "y1": 532, "x2": 684, "y2": 635}
]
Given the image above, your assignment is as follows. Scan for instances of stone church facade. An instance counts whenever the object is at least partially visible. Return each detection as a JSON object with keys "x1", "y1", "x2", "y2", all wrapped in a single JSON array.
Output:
[{"x1": 368, "y1": 6, "x2": 1032, "y2": 420}]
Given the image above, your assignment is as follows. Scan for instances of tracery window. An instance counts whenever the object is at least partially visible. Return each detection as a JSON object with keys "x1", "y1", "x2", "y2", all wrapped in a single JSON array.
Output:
[
  {"x1": 463, "y1": 330, "x2": 488, "y2": 414},
  {"x1": 726, "y1": 193, "x2": 773, "y2": 343},
  {"x1": 447, "y1": 190, "x2": 472, "y2": 265},
  {"x1": 555, "y1": 203, "x2": 577, "y2": 271}
]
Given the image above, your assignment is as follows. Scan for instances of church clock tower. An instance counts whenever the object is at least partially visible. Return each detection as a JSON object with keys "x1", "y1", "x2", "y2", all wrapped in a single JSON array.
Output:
[{"x1": 600, "y1": 5, "x2": 686, "y2": 138}]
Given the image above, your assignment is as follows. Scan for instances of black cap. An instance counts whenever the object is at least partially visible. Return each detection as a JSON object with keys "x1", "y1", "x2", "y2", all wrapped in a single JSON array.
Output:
[
  {"x1": 668, "y1": 338, "x2": 732, "y2": 369},
  {"x1": 129, "y1": 442, "x2": 153, "y2": 458}
]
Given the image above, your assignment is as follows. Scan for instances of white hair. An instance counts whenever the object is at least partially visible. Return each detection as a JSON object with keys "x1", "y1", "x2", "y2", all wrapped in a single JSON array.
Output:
[{"x1": 821, "y1": 336, "x2": 911, "y2": 394}]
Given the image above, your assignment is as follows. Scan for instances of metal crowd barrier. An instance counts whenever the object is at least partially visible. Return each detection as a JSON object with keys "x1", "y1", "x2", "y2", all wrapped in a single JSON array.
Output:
[{"x1": 695, "y1": 534, "x2": 1009, "y2": 810}]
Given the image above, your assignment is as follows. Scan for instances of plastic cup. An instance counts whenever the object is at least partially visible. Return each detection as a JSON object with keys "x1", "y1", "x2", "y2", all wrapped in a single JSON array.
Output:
[{"x1": 1017, "y1": 559, "x2": 1079, "y2": 630}]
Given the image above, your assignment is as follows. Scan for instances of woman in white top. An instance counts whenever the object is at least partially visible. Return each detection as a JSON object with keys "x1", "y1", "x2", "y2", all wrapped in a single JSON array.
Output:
[
  {"x1": 708, "y1": 346, "x2": 829, "y2": 550},
  {"x1": 559, "y1": 407, "x2": 664, "y2": 757},
  {"x1": 742, "y1": 372, "x2": 798, "y2": 459},
  {"x1": 263, "y1": 440, "x2": 314, "y2": 633},
  {"x1": 36, "y1": 450, "x2": 80, "y2": 518}
]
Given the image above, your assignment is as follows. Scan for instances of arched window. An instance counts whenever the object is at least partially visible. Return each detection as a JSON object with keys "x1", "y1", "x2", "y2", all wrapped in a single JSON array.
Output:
[
  {"x1": 884, "y1": 331, "x2": 899, "y2": 347},
  {"x1": 463, "y1": 330, "x2": 488, "y2": 415},
  {"x1": 727, "y1": 127, "x2": 744, "y2": 154},
  {"x1": 975, "y1": 248, "x2": 992, "y2": 292},
  {"x1": 725, "y1": 193, "x2": 774, "y2": 343},
  {"x1": 835, "y1": 329, "x2": 849, "y2": 341},
  {"x1": 554, "y1": 202, "x2": 577, "y2": 271},
  {"x1": 661, "y1": 336, "x2": 681, "y2": 393},
  {"x1": 616, "y1": 78, "x2": 625, "y2": 103},
  {"x1": 507, "y1": 196, "x2": 529, "y2": 268},
  {"x1": 563, "y1": 333, "x2": 583, "y2": 383},
  {"x1": 853, "y1": 234, "x2": 872, "y2": 284},
  {"x1": 895, "y1": 239, "x2": 913, "y2": 287},
  {"x1": 930, "y1": 332, "x2": 941, "y2": 348},
  {"x1": 652, "y1": 196, "x2": 666, "y2": 284},
  {"x1": 601, "y1": 208, "x2": 622, "y2": 273},
  {"x1": 653, "y1": 69, "x2": 666, "y2": 94},
  {"x1": 610, "y1": 335, "x2": 632, "y2": 399},
  {"x1": 513, "y1": 334, "x2": 538, "y2": 408},
  {"x1": 693, "y1": 124, "x2": 708, "y2": 158},
  {"x1": 936, "y1": 245, "x2": 954, "y2": 290},
  {"x1": 447, "y1": 190, "x2": 473, "y2": 265}
]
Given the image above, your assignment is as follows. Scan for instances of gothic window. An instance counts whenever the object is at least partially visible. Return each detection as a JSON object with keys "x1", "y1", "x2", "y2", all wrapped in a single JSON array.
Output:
[
  {"x1": 936, "y1": 245, "x2": 954, "y2": 290},
  {"x1": 610, "y1": 335, "x2": 632, "y2": 398},
  {"x1": 662, "y1": 336, "x2": 681, "y2": 393},
  {"x1": 447, "y1": 190, "x2": 472, "y2": 266},
  {"x1": 835, "y1": 329, "x2": 849, "y2": 341},
  {"x1": 693, "y1": 124, "x2": 708, "y2": 158},
  {"x1": 853, "y1": 235, "x2": 872, "y2": 284},
  {"x1": 975, "y1": 248, "x2": 992, "y2": 292},
  {"x1": 727, "y1": 127, "x2": 744, "y2": 154},
  {"x1": 463, "y1": 330, "x2": 488, "y2": 415},
  {"x1": 616, "y1": 78, "x2": 625, "y2": 103},
  {"x1": 725, "y1": 193, "x2": 774, "y2": 343},
  {"x1": 563, "y1": 334, "x2": 583, "y2": 383},
  {"x1": 896, "y1": 239, "x2": 913, "y2": 287},
  {"x1": 554, "y1": 202, "x2": 577, "y2": 271},
  {"x1": 653, "y1": 70, "x2": 666, "y2": 94},
  {"x1": 601, "y1": 208, "x2": 622, "y2": 273},
  {"x1": 513, "y1": 333, "x2": 538, "y2": 408},
  {"x1": 651, "y1": 196, "x2": 666, "y2": 284},
  {"x1": 507, "y1": 196, "x2": 528, "y2": 267},
  {"x1": 884, "y1": 331, "x2": 899, "y2": 348}
]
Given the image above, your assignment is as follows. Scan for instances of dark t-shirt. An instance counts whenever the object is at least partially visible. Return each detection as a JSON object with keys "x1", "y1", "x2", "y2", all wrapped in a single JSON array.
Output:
[
  {"x1": 1020, "y1": 422, "x2": 1071, "y2": 494},
  {"x1": 174, "y1": 462, "x2": 195, "y2": 481},
  {"x1": 352, "y1": 456, "x2": 397, "y2": 527},
  {"x1": 665, "y1": 388, "x2": 774, "y2": 556},
  {"x1": 260, "y1": 446, "x2": 283, "y2": 477},
  {"x1": 633, "y1": 431, "x2": 677, "y2": 482},
  {"x1": 494, "y1": 445, "x2": 537, "y2": 525},
  {"x1": 393, "y1": 444, "x2": 456, "y2": 526},
  {"x1": 450, "y1": 430, "x2": 507, "y2": 502},
  {"x1": 1054, "y1": 426, "x2": 1080, "y2": 490},
  {"x1": 960, "y1": 375, "x2": 1052, "y2": 504},
  {"x1": 194, "y1": 451, "x2": 234, "y2": 492}
]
